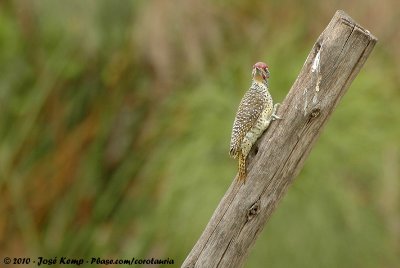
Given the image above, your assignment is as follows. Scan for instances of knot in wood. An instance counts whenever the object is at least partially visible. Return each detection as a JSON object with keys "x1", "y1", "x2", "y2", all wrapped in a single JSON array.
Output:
[
  {"x1": 310, "y1": 107, "x2": 321, "y2": 118},
  {"x1": 247, "y1": 200, "x2": 261, "y2": 220}
]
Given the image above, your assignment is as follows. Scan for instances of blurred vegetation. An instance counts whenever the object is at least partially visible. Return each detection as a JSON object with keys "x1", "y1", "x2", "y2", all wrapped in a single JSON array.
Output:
[{"x1": 0, "y1": 0, "x2": 399, "y2": 267}]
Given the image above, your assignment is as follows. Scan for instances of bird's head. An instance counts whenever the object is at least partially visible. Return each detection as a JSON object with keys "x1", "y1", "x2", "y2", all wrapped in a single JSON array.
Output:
[{"x1": 252, "y1": 62, "x2": 270, "y2": 83}]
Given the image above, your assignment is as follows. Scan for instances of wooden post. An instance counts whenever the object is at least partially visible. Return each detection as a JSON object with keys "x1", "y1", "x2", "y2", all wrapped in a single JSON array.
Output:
[{"x1": 182, "y1": 10, "x2": 377, "y2": 268}]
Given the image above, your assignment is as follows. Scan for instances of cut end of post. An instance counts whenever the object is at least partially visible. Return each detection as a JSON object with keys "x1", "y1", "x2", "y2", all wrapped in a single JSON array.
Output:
[{"x1": 335, "y1": 10, "x2": 378, "y2": 41}]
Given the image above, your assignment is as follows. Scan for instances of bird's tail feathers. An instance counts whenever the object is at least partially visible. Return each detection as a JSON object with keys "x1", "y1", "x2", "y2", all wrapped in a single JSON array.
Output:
[{"x1": 238, "y1": 153, "x2": 246, "y2": 182}]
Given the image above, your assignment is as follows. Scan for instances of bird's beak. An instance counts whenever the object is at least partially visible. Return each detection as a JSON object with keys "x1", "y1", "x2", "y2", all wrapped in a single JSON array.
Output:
[{"x1": 257, "y1": 68, "x2": 269, "y2": 80}]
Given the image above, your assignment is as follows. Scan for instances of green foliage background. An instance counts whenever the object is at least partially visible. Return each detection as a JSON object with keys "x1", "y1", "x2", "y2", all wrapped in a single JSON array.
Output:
[{"x1": 0, "y1": 0, "x2": 399, "y2": 267}]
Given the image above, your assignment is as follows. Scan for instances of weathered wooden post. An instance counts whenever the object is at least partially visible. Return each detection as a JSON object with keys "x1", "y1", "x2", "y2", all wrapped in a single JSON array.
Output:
[{"x1": 182, "y1": 10, "x2": 377, "y2": 268}]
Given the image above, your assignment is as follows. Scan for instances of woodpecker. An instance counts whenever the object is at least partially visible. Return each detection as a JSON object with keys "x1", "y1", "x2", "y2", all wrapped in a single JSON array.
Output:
[{"x1": 229, "y1": 62, "x2": 280, "y2": 182}]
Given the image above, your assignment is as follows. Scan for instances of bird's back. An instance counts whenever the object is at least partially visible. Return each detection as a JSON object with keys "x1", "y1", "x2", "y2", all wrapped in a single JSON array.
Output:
[{"x1": 229, "y1": 82, "x2": 269, "y2": 158}]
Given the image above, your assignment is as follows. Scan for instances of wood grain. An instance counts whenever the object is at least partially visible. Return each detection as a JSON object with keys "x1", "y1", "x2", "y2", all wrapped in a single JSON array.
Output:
[{"x1": 182, "y1": 10, "x2": 377, "y2": 268}]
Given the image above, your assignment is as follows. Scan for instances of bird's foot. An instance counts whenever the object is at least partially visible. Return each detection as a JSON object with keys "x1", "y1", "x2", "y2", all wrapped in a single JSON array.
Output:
[{"x1": 271, "y1": 103, "x2": 282, "y2": 120}]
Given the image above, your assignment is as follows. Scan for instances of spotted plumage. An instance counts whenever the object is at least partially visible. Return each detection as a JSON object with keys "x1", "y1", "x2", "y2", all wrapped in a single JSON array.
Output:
[{"x1": 230, "y1": 62, "x2": 280, "y2": 182}]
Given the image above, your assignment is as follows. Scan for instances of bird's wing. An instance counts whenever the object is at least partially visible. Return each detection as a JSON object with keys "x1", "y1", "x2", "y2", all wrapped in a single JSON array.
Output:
[{"x1": 229, "y1": 88, "x2": 266, "y2": 158}]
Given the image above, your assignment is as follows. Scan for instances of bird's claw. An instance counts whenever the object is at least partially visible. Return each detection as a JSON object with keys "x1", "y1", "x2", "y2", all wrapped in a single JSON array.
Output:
[{"x1": 271, "y1": 103, "x2": 282, "y2": 120}]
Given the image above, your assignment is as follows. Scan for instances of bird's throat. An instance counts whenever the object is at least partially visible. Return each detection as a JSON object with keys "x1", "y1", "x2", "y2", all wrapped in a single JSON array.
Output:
[{"x1": 253, "y1": 74, "x2": 268, "y2": 86}]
